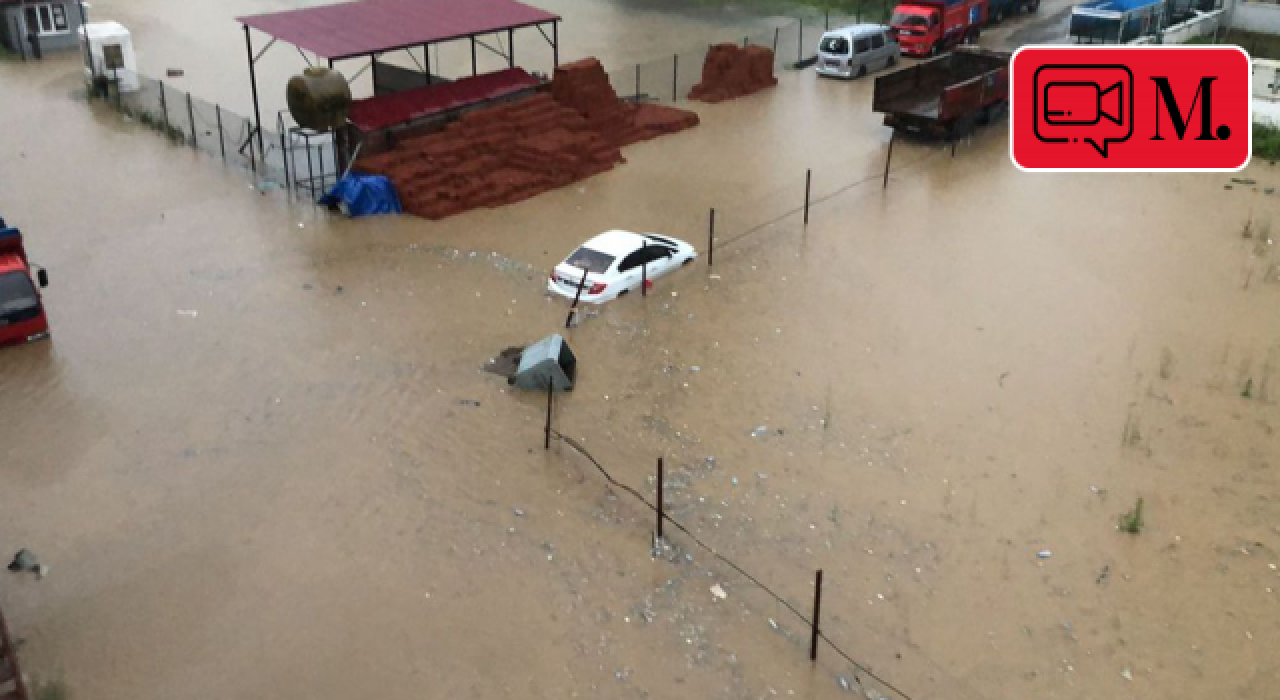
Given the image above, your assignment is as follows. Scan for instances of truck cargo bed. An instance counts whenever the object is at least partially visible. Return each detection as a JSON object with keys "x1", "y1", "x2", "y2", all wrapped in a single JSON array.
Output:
[{"x1": 873, "y1": 47, "x2": 1011, "y2": 128}]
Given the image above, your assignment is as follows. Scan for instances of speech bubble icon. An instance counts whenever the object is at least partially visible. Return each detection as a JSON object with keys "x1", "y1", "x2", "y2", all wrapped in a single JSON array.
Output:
[{"x1": 1033, "y1": 64, "x2": 1134, "y2": 158}]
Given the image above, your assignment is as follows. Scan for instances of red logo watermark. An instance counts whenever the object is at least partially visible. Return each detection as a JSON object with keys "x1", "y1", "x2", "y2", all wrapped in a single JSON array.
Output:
[{"x1": 1010, "y1": 46, "x2": 1252, "y2": 171}]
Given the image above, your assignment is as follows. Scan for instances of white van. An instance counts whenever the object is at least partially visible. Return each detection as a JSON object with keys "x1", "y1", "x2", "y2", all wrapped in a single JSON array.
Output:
[{"x1": 816, "y1": 24, "x2": 899, "y2": 79}]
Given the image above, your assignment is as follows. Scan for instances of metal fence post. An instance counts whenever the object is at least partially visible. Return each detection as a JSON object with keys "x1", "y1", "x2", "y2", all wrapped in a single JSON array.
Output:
[
  {"x1": 642, "y1": 244, "x2": 649, "y2": 296},
  {"x1": 565, "y1": 268, "x2": 588, "y2": 329},
  {"x1": 883, "y1": 131, "x2": 896, "y2": 189},
  {"x1": 159, "y1": 80, "x2": 169, "y2": 136},
  {"x1": 635, "y1": 63, "x2": 640, "y2": 99},
  {"x1": 773, "y1": 27, "x2": 780, "y2": 55},
  {"x1": 186, "y1": 92, "x2": 197, "y2": 150},
  {"x1": 672, "y1": 54, "x2": 678, "y2": 102},
  {"x1": 810, "y1": 569, "x2": 824, "y2": 661},
  {"x1": 708, "y1": 208, "x2": 715, "y2": 267},
  {"x1": 544, "y1": 381, "x2": 554, "y2": 449},
  {"x1": 798, "y1": 20, "x2": 803, "y2": 63},
  {"x1": 656, "y1": 457, "x2": 665, "y2": 540},
  {"x1": 804, "y1": 169, "x2": 812, "y2": 225},
  {"x1": 216, "y1": 105, "x2": 226, "y2": 161}
]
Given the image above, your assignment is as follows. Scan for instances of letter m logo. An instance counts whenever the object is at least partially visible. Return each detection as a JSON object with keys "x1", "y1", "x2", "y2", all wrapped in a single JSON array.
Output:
[{"x1": 1150, "y1": 76, "x2": 1218, "y2": 141}]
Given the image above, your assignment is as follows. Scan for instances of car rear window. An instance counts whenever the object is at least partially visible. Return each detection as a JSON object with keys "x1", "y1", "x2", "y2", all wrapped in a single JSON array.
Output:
[
  {"x1": 820, "y1": 36, "x2": 849, "y2": 55},
  {"x1": 565, "y1": 246, "x2": 615, "y2": 274}
]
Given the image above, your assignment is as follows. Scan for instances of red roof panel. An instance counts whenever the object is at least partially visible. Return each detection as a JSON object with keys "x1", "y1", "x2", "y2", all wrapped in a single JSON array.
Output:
[
  {"x1": 238, "y1": 0, "x2": 559, "y2": 60},
  {"x1": 347, "y1": 67, "x2": 540, "y2": 132}
]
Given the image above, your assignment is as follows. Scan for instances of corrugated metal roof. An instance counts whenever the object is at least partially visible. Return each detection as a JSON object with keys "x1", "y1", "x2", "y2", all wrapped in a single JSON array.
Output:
[
  {"x1": 347, "y1": 67, "x2": 540, "y2": 131},
  {"x1": 238, "y1": 0, "x2": 559, "y2": 60}
]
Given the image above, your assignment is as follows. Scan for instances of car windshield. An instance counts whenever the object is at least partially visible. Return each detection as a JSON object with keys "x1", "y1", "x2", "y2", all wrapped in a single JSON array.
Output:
[
  {"x1": 820, "y1": 36, "x2": 850, "y2": 54},
  {"x1": 891, "y1": 13, "x2": 930, "y2": 26},
  {"x1": 0, "y1": 270, "x2": 40, "y2": 324},
  {"x1": 565, "y1": 246, "x2": 615, "y2": 274}
]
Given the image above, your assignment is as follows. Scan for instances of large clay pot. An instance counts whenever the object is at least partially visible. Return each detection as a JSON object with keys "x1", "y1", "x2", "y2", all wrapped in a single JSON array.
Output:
[{"x1": 286, "y1": 67, "x2": 352, "y2": 131}]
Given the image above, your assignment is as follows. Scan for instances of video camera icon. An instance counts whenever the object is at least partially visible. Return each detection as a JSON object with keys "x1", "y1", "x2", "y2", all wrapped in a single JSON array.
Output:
[{"x1": 1033, "y1": 65, "x2": 1134, "y2": 157}]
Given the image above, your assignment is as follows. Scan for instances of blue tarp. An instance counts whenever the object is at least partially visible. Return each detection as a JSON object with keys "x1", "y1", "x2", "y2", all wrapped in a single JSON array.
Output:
[{"x1": 319, "y1": 174, "x2": 402, "y2": 217}]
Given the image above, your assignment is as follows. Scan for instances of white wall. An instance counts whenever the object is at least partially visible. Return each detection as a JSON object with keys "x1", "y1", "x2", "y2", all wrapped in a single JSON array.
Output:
[
  {"x1": 1254, "y1": 58, "x2": 1280, "y2": 124},
  {"x1": 1128, "y1": 9, "x2": 1225, "y2": 44},
  {"x1": 1230, "y1": 1, "x2": 1280, "y2": 32}
]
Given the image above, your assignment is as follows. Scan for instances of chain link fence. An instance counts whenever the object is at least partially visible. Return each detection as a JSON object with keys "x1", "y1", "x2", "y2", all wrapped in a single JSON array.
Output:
[
  {"x1": 605, "y1": 17, "x2": 853, "y2": 104},
  {"x1": 98, "y1": 69, "x2": 328, "y2": 193}
]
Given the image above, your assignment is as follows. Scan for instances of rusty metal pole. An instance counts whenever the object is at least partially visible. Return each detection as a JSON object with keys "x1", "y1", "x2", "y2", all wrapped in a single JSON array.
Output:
[
  {"x1": 809, "y1": 569, "x2": 824, "y2": 661},
  {"x1": 656, "y1": 457, "x2": 665, "y2": 539},
  {"x1": 883, "y1": 131, "x2": 896, "y2": 190}
]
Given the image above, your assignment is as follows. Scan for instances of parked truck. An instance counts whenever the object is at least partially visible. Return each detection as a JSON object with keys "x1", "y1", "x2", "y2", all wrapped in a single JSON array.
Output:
[
  {"x1": 872, "y1": 46, "x2": 1011, "y2": 139},
  {"x1": 0, "y1": 216, "x2": 51, "y2": 348},
  {"x1": 889, "y1": 0, "x2": 988, "y2": 57}
]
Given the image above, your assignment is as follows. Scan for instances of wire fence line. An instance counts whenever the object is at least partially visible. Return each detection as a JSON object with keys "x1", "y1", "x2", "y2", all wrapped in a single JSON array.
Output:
[
  {"x1": 92, "y1": 69, "x2": 340, "y2": 197},
  {"x1": 550, "y1": 428, "x2": 931, "y2": 700}
]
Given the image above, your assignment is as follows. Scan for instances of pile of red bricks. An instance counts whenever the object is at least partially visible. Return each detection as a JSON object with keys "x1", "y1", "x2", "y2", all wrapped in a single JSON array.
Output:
[
  {"x1": 689, "y1": 44, "x2": 778, "y2": 103},
  {"x1": 355, "y1": 58, "x2": 699, "y2": 220}
]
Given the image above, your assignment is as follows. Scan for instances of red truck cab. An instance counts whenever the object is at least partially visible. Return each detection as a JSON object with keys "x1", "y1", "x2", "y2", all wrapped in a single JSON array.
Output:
[
  {"x1": 890, "y1": 0, "x2": 987, "y2": 57},
  {"x1": 0, "y1": 219, "x2": 51, "y2": 348}
]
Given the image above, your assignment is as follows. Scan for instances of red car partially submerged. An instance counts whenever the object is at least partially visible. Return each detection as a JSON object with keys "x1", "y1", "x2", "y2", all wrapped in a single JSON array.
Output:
[{"x1": 0, "y1": 218, "x2": 50, "y2": 348}]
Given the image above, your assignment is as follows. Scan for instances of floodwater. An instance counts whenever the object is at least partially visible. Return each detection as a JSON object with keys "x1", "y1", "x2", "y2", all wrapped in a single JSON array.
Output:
[{"x1": 2, "y1": 2, "x2": 1279, "y2": 700}]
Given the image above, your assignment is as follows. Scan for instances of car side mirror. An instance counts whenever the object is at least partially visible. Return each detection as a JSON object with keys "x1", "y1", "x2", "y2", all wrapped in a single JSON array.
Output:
[{"x1": 37, "y1": 269, "x2": 48, "y2": 288}]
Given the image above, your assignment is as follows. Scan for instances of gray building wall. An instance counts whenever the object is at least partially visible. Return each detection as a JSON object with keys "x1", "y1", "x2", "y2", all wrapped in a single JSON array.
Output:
[{"x1": 1, "y1": 2, "x2": 85, "y2": 55}]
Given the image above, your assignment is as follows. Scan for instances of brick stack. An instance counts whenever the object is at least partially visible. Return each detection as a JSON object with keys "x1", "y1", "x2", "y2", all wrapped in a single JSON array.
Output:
[
  {"x1": 356, "y1": 94, "x2": 621, "y2": 220},
  {"x1": 689, "y1": 44, "x2": 778, "y2": 103},
  {"x1": 354, "y1": 57, "x2": 699, "y2": 220},
  {"x1": 551, "y1": 57, "x2": 700, "y2": 147}
]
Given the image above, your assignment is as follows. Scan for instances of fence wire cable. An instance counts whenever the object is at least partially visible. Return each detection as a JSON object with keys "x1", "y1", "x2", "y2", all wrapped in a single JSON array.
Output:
[
  {"x1": 549, "y1": 429, "x2": 924, "y2": 700},
  {"x1": 716, "y1": 147, "x2": 942, "y2": 251}
]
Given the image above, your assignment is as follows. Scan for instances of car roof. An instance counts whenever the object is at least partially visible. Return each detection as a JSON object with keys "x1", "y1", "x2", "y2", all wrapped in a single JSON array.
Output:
[
  {"x1": 581, "y1": 230, "x2": 681, "y2": 255},
  {"x1": 825, "y1": 24, "x2": 886, "y2": 38}
]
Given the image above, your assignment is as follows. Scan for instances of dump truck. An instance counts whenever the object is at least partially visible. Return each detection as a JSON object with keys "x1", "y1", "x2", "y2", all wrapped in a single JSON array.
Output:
[
  {"x1": 872, "y1": 47, "x2": 1010, "y2": 139},
  {"x1": 889, "y1": 0, "x2": 988, "y2": 57},
  {"x1": 0, "y1": 215, "x2": 51, "y2": 349}
]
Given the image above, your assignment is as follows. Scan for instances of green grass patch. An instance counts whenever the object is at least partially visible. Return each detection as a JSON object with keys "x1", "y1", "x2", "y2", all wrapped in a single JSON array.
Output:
[
  {"x1": 1254, "y1": 123, "x2": 1280, "y2": 162},
  {"x1": 1183, "y1": 29, "x2": 1280, "y2": 61},
  {"x1": 1118, "y1": 498, "x2": 1145, "y2": 535}
]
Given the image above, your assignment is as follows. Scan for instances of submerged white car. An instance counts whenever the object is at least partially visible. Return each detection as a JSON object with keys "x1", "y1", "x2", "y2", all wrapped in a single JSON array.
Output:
[{"x1": 548, "y1": 230, "x2": 697, "y2": 303}]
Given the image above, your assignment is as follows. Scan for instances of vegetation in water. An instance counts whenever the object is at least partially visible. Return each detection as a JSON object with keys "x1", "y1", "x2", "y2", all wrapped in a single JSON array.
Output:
[{"x1": 1118, "y1": 498, "x2": 1145, "y2": 534}]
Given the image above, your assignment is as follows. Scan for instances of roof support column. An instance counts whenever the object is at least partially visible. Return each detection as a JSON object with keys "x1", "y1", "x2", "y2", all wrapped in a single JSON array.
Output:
[
  {"x1": 243, "y1": 25, "x2": 265, "y2": 170},
  {"x1": 470, "y1": 35, "x2": 477, "y2": 75},
  {"x1": 553, "y1": 21, "x2": 558, "y2": 69},
  {"x1": 422, "y1": 43, "x2": 431, "y2": 84},
  {"x1": 508, "y1": 28, "x2": 514, "y2": 68}
]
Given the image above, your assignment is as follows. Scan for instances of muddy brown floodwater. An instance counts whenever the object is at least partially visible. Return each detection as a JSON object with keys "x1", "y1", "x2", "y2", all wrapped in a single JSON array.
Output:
[{"x1": 2, "y1": 2, "x2": 1279, "y2": 700}]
